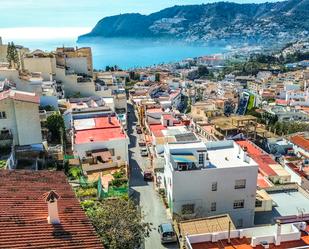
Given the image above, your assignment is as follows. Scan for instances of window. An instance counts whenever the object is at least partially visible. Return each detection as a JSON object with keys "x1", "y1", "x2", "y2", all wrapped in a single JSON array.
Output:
[
  {"x1": 181, "y1": 204, "x2": 195, "y2": 215},
  {"x1": 211, "y1": 182, "x2": 217, "y2": 191},
  {"x1": 255, "y1": 200, "x2": 263, "y2": 207},
  {"x1": 0, "y1": 112, "x2": 6, "y2": 119},
  {"x1": 211, "y1": 202, "x2": 216, "y2": 211},
  {"x1": 198, "y1": 153, "x2": 204, "y2": 166},
  {"x1": 233, "y1": 200, "x2": 244, "y2": 209},
  {"x1": 235, "y1": 179, "x2": 246, "y2": 189}
]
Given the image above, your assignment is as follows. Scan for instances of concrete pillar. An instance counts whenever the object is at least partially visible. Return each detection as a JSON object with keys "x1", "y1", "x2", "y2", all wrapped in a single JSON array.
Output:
[{"x1": 275, "y1": 221, "x2": 282, "y2": 246}]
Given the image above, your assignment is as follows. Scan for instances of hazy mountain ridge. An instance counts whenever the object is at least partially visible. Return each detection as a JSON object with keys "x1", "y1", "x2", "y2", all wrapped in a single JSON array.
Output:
[{"x1": 78, "y1": 0, "x2": 309, "y2": 43}]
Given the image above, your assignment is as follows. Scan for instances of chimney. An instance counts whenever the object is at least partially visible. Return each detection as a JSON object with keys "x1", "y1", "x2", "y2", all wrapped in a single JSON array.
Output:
[
  {"x1": 44, "y1": 190, "x2": 60, "y2": 225},
  {"x1": 275, "y1": 220, "x2": 282, "y2": 246},
  {"x1": 49, "y1": 73, "x2": 53, "y2": 82},
  {"x1": 243, "y1": 148, "x2": 250, "y2": 163},
  {"x1": 108, "y1": 114, "x2": 112, "y2": 124}
]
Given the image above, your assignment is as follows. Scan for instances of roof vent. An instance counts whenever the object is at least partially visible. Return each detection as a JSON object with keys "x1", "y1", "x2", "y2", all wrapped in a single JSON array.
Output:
[{"x1": 89, "y1": 137, "x2": 94, "y2": 142}]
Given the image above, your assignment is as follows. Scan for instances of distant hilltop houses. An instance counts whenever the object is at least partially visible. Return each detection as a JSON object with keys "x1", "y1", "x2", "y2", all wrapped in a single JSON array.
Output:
[
  {"x1": 1, "y1": 33, "x2": 309, "y2": 249},
  {"x1": 79, "y1": 0, "x2": 309, "y2": 44}
]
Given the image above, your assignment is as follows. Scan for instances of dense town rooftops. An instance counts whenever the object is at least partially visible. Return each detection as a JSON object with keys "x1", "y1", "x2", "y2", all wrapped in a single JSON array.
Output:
[
  {"x1": 0, "y1": 170, "x2": 103, "y2": 249},
  {"x1": 0, "y1": 89, "x2": 39, "y2": 104}
]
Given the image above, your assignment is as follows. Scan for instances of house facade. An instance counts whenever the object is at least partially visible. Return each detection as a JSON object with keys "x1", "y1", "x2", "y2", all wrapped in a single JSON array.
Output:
[
  {"x1": 163, "y1": 140, "x2": 258, "y2": 228},
  {"x1": 0, "y1": 90, "x2": 42, "y2": 146}
]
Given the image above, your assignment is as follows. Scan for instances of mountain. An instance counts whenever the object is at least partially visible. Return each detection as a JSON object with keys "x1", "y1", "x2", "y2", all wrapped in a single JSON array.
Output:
[{"x1": 78, "y1": 0, "x2": 309, "y2": 43}]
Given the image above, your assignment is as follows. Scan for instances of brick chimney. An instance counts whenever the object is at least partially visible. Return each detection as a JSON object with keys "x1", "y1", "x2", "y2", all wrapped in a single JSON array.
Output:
[{"x1": 44, "y1": 190, "x2": 60, "y2": 225}]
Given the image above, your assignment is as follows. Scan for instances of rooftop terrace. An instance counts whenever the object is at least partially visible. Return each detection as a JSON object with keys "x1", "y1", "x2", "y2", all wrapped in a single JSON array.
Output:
[
  {"x1": 206, "y1": 140, "x2": 258, "y2": 168},
  {"x1": 255, "y1": 190, "x2": 309, "y2": 225},
  {"x1": 74, "y1": 116, "x2": 126, "y2": 144}
]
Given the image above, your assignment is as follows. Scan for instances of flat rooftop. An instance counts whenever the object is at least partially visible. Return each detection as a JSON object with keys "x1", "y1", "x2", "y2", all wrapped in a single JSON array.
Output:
[
  {"x1": 74, "y1": 116, "x2": 126, "y2": 144},
  {"x1": 74, "y1": 116, "x2": 120, "y2": 131},
  {"x1": 255, "y1": 190, "x2": 309, "y2": 225},
  {"x1": 207, "y1": 140, "x2": 258, "y2": 168}
]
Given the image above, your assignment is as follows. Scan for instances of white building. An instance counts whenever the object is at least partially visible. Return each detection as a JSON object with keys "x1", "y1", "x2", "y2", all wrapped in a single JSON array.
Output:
[
  {"x1": 72, "y1": 115, "x2": 129, "y2": 162},
  {"x1": 22, "y1": 50, "x2": 111, "y2": 98},
  {"x1": 163, "y1": 140, "x2": 258, "y2": 228},
  {"x1": 185, "y1": 221, "x2": 307, "y2": 249},
  {"x1": 0, "y1": 90, "x2": 42, "y2": 146}
]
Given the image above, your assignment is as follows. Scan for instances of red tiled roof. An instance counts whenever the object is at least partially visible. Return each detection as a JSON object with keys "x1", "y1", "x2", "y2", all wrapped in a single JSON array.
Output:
[
  {"x1": 257, "y1": 173, "x2": 273, "y2": 188},
  {"x1": 0, "y1": 170, "x2": 103, "y2": 249},
  {"x1": 275, "y1": 99, "x2": 288, "y2": 105},
  {"x1": 0, "y1": 90, "x2": 39, "y2": 104},
  {"x1": 152, "y1": 130, "x2": 164, "y2": 137},
  {"x1": 162, "y1": 114, "x2": 173, "y2": 119},
  {"x1": 290, "y1": 135, "x2": 309, "y2": 152},
  {"x1": 146, "y1": 108, "x2": 162, "y2": 113},
  {"x1": 149, "y1": 124, "x2": 166, "y2": 132},
  {"x1": 286, "y1": 162, "x2": 308, "y2": 178},
  {"x1": 236, "y1": 140, "x2": 277, "y2": 177}
]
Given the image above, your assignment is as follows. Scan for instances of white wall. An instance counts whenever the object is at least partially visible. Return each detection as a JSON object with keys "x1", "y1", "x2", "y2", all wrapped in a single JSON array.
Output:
[
  {"x1": 14, "y1": 100, "x2": 42, "y2": 145},
  {"x1": 66, "y1": 57, "x2": 88, "y2": 75},
  {"x1": 187, "y1": 222, "x2": 304, "y2": 248},
  {"x1": 0, "y1": 98, "x2": 42, "y2": 146},
  {"x1": 74, "y1": 137, "x2": 129, "y2": 162},
  {"x1": 23, "y1": 57, "x2": 56, "y2": 81},
  {"x1": 171, "y1": 166, "x2": 258, "y2": 227}
]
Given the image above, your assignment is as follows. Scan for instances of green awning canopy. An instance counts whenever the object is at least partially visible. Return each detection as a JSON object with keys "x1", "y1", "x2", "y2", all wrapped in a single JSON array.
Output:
[{"x1": 171, "y1": 154, "x2": 196, "y2": 163}]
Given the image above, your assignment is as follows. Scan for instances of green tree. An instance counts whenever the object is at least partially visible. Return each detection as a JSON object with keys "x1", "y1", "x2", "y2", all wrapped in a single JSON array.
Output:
[
  {"x1": 197, "y1": 65, "x2": 209, "y2": 77},
  {"x1": 46, "y1": 113, "x2": 65, "y2": 143},
  {"x1": 87, "y1": 199, "x2": 151, "y2": 249},
  {"x1": 7, "y1": 42, "x2": 19, "y2": 69},
  {"x1": 155, "y1": 73, "x2": 160, "y2": 82}
]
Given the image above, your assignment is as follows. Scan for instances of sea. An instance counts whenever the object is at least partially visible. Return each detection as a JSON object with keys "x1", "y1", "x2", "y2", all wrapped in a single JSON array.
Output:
[{"x1": 9, "y1": 37, "x2": 228, "y2": 70}]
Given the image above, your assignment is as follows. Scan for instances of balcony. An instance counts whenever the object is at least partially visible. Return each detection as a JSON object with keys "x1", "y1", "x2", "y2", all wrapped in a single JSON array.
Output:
[{"x1": 170, "y1": 154, "x2": 199, "y2": 171}]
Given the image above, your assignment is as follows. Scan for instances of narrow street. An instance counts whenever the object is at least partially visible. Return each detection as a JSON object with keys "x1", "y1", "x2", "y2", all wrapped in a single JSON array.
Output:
[{"x1": 127, "y1": 103, "x2": 179, "y2": 249}]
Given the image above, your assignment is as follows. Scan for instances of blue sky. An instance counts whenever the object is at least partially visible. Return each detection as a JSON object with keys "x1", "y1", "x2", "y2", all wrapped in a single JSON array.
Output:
[{"x1": 1, "y1": 0, "x2": 284, "y2": 28}]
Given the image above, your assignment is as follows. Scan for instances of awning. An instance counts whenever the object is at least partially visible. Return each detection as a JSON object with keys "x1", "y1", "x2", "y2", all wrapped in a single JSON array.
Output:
[{"x1": 171, "y1": 154, "x2": 196, "y2": 163}]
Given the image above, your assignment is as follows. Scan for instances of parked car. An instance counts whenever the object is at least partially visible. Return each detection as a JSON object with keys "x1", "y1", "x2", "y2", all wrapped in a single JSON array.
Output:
[
  {"x1": 136, "y1": 126, "x2": 142, "y2": 134},
  {"x1": 158, "y1": 223, "x2": 177, "y2": 244},
  {"x1": 143, "y1": 169, "x2": 153, "y2": 181},
  {"x1": 138, "y1": 139, "x2": 146, "y2": 147},
  {"x1": 140, "y1": 147, "x2": 148, "y2": 157}
]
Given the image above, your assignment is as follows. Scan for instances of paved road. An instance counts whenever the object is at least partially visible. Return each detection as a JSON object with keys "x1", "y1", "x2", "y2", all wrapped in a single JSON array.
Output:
[{"x1": 127, "y1": 103, "x2": 179, "y2": 249}]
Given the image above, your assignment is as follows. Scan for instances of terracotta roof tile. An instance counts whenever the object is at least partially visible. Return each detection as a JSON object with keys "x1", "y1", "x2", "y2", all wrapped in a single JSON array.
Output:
[
  {"x1": 290, "y1": 135, "x2": 309, "y2": 152},
  {"x1": 0, "y1": 170, "x2": 103, "y2": 249},
  {"x1": 236, "y1": 140, "x2": 277, "y2": 176}
]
